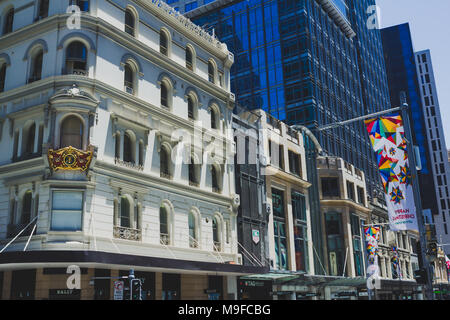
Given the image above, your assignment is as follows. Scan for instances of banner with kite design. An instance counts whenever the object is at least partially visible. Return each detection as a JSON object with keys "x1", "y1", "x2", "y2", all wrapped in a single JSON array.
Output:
[
  {"x1": 364, "y1": 226, "x2": 380, "y2": 267},
  {"x1": 365, "y1": 114, "x2": 419, "y2": 231}
]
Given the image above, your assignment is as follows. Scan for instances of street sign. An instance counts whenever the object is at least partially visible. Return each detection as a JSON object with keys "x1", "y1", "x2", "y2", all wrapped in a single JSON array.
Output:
[{"x1": 114, "y1": 280, "x2": 124, "y2": 300}]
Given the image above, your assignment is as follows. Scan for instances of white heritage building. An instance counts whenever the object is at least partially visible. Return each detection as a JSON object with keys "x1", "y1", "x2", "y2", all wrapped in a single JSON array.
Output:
[{"x1": 0, "y1": 0, "x2": 257, "y2": 300}]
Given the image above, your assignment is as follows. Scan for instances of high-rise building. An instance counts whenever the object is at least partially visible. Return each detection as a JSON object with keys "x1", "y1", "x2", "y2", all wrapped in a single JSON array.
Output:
[
  {"x1": 174, "y1": 0, "x2": 391, "y2": 200},
  {"x1": 381, "y1": 23, "x2": 439, "y2": 229},
  {"x1": 415, "y1": 49, "x2": 450, "y2": 251}
]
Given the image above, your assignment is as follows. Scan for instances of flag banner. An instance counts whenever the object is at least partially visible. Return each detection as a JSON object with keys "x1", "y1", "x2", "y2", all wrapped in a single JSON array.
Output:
[
  {"x1": 445, "y1": 255, "x2": 450, "y2": 269},
  {"x1": 365, "y1": 114, "x2": 419, "y2": 231},
  {"x1": 364, "y1": 226, "x2": 380, "y2": 266},
  {"x1": 392, "y1": 246, "x2": 402, "y2": 279}
]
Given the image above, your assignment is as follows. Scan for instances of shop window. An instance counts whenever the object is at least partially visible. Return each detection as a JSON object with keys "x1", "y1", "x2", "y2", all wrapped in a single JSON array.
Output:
[{"x1": 10, "y1": 270, "x2": 36, "y2": 300}]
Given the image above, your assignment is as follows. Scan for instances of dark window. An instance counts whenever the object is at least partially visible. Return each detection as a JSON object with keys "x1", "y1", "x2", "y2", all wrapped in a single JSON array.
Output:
[
  {"x1": 160, "y1": 31, "x2": 168, "y2": 56},
  {"x1": 347, "y1": 181, "x2": 355, "y2": 201},
  {"x1": 60, "y1": 116, "x2": 83, "y2": 149},
  {"x1": 123, "y1": 132, "x2": 133, "y2": 163},
  {"x1": 65, "y1": 41, "x2": 87, "y2": 75},
  {"x1": 125, "y1": 9, "x2": 135, "y2": 36},
  {"x1": 211, "y1": 166, "x2": 220, "y2": 192},
  {"x1": 207, "y1": 275, "x2": 223, "y2": 300},
  {"x1": 208, "y1": 61, "x2": 215, "y2": 83},
  {"x1": 160, "y1": 206, "x2": 169, "y2": 244},
  {"x1": 24, "y1": 123, "x2": 36, "y2": 156},
  {"x1": 29, "y1": 49, "x2": 43, "y2": 83},
  {"x1": 10, "y1": 269, "x2": 36, "y2": 300},
  {"x1": 186, "y1": 47, "x2": 193, "y2": 71},
  {"x1": 161, "y1": 82, "x2": 168, "y2": 108},
  {"x1": 37, "y1": 0, "x2": 49, "y2": 19},
  {"x1": 212, "y1": 217, "x2": 220, "y2": 249},
  {"x1": 322, "y1": 177, "x2": 340, "y2": 197},
  {"x1": 124, "y1": 64, "x2": 134, "y2": 94},
  {"x1": 272, "y1": 188, "x2": 288, "y2": 270},
  {"x1": 3, "y1": 8, "x2": 14, "y2": 35},
  {"x1": 94, "y1": 269, "x2": 110, "y2": 300},
  {"x1": 351, "y1": 214, "x2": 363, "y2": 276},
  {"x1": 0, "y1": 63, "x2": 6, "y2": 92},
  {"x1": 120, "y1": 196, "x2": 131, "y2": 228},
  {"x1": 160, "y1": 147, "x2": 170, "y2": 178},
  {"x1": 71, "y1": 0, "x2": 89, "y2": 12},
  {"x1": 162, "y1": 273, "x2": 180, "y2": 300},
  {"x1": 21, "y1": 191, "x2": 32, "y2": 226},
  {"x1": 288, "y1": 150, "x2": 301, "y2": 176},
  {"x1": 357, "y1": 187, "x2": 365, "y2": 204},
  {"x1": 187, "y1": 96, "x2": 194, "y2": 120},
  {"x1": 326, "y1": 212, "x2": 345, "y2": 276},
  {"x1": 188, "y1": 156, "x2": 198, "y2": 185},
  {"x1": 292, "y1": 192, "x2": 306, "y2": 222}
]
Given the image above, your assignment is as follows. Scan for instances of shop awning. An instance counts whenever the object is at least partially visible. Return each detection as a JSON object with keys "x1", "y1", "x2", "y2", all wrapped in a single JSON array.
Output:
[{"x1": 240, "y1": 272, "x2": 301, "y2": 282}]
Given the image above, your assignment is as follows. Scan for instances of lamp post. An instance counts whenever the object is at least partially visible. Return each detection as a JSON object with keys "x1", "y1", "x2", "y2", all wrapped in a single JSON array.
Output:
[{"x1": 289, "y1": 99, "x2": 434, "y2": 300}]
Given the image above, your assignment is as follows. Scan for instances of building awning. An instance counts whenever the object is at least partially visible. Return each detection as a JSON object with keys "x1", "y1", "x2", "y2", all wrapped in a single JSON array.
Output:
[{"x1": 240, "y1": 272, "x2": 301, "y2": 282}]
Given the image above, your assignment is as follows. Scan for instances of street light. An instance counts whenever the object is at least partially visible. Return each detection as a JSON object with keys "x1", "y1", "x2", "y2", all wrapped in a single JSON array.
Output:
[{"x1": 289, "y1": 98, "x2": 434, "y2": 300}]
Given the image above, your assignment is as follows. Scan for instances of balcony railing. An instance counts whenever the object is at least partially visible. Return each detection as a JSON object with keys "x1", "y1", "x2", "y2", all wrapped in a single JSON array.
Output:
[
  {"x1": 62, "y1": 68, "x2": 88, "y2": 76},
  {"x1": 160, "y1": 233, "x2": 170, "y2": 245},
  {"x1": 114, "y1": 157, "x2": 143, "y2": 171},
  {"x1": 113, "y1": 226, "x2": 141, "y2": 241}
]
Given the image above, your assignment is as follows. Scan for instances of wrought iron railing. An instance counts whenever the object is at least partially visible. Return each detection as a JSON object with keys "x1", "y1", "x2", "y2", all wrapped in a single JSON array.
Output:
[
  {"x1": 114, "y1": 157, "x2": 143, "y2": 171},
  {"x1": 113, "y1": 226, "x2": 141, "y2": 241}
]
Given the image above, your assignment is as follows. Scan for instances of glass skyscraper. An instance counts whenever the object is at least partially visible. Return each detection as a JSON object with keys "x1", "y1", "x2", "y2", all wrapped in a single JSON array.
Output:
[
  {"x1": 381, "y1": 23, "x2": 439, "y2": 220},
  {"x1": 176, "y1": 0, "x2": 391, "y2": 197}
]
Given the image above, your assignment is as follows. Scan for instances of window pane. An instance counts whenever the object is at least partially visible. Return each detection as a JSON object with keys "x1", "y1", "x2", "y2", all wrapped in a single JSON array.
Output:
[{"x1": 52, "y1": 191, "x2": 83, "y2": 210}]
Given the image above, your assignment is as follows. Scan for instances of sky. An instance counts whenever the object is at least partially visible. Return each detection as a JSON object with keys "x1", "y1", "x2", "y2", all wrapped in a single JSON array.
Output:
[{"x1": 376, "y1": 0, "x2": 450, "y2": 146}]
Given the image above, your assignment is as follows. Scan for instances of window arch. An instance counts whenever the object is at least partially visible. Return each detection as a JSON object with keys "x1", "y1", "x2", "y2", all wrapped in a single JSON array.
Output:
[
  {"x1": 185, "y1": 45, "x2": 195, "y2": 71},
  {"x1": 187, "y1": 96, "x2": 195, "y2": 120},
  {"x1": 28, "y1": 48, "x2": 43, "y2": 83},
  {"x1": 160, "y1": 144, "x2": 171, "y2": 179},
  {"x1": 124, "y1": 7, "x2": 137, "y2": 36},
  {"x1": 0, "y1": 62, "x2": 6, "y2": 92},
  {"x1": 120, "y1": 196, "x2": 131, "y2": 228},
  {"x1": 124, "y1": 63, "x2": 136, "y2": 95},
  {"x1": 210, "y1": 106, "x2": 220, "y2": 130},
  {"x1": 3, "y1": 7, "x2": 14, "y2": 35},
  {"x1": 188, "y1": 154, "x2": 199, "y2": 187},
  {"x1": 160, "y1": 79, "x2": 173, "y2": 109},
  {"x1": 37, "y1": 0, "x2": 49, "y2": 20},
  {"x1": 208, "y1": 60, "x2": 217, "y2": 84},
  {"x1": 60, "y1": 115, "x2": 83, "y2": 149},
  {"x1": 159, "y1": 29, "x2": 170, "y2": 56},
  {"x1": 160, "y1": 205, "x2": 170, "y2": 245},
  {"x1": 65, "y1": 41, "x2": 87, "y2": 75}
]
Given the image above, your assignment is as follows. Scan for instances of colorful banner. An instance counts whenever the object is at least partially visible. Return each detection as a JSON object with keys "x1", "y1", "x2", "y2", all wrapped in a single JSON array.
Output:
[
  {"x1": 391, "y1": 246, "x2": 402, "y2": 279},
  {"x1": 364, "y1": 226, "x2": 380, "y2": 266},
  {"x1": 445, "y1": 255, "x2": 450, "y2": 270},
  {"x1": 365, "y1": 114, "x2": 419, "y2": 231}
]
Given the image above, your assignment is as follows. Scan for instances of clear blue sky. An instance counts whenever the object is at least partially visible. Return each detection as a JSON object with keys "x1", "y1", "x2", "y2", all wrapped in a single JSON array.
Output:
[{"x1": 377, "y1": 0, "x2": 450, "y2": 146}]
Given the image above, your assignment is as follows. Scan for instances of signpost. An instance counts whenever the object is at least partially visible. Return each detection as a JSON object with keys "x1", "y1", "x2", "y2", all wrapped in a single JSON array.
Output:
[{"x1": 114, "y1": 280, "x2": 124, "y2": 300}]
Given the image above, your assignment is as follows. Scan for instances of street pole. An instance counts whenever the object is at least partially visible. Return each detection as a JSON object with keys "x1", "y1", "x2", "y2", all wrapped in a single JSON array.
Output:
[{"x1": 399, "y1": 97, "x2": 434, "y2": 300}]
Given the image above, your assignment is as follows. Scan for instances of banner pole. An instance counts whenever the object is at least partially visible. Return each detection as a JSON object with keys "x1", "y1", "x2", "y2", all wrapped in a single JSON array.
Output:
[{"x1": 400, "y1": 97, "x2": 434, "y2": 300}]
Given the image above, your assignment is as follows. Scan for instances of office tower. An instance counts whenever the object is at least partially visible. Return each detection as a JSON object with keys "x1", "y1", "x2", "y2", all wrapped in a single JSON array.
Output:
[
  {"x1": 381, "y1": 24, "x2": 439, "y2": 226},
  {"x1": 176, "y1": 0, "x2": 391, "y2": 199},
  {"x1": 415, "y1": 50, "x2": 450, "y2": 251}
]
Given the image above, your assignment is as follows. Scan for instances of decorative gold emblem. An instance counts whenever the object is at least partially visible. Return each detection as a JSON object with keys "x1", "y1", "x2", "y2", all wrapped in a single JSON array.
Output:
[{"x1": 48, "y1": 146, "x2": 93, "y2": 172}]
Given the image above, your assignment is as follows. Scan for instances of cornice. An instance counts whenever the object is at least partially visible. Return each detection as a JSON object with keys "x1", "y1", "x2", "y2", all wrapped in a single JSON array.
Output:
[
  {"x1": 320, "y1": 199, "x2": 372, "y2": 214},
  {"x1": 265, "y1": 165, "x2": 312, "y2": 189}
]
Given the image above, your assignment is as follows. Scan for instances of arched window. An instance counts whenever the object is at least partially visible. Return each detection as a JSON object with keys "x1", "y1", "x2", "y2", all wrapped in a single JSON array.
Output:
[
  {"x1": 208, "y1": 61, "x2": 216, "y2": 84},
  {"x1": 120, "y1": 196, "x2": 131, "y2": 228},
  {"x1": 0, "y1": 62, "x2": 6, "y2": 92},
  {"x1": 187, "y1": 96, "x2": 195, "y2": 120},
  {"x1": 3, "y1": 8, "x2": 14, "y2": 35},
  {"x1": 210, "y1": 108, "x2": 218, "y2": 130},
  {"x1": 160, "y1": 146, "x2": 170, "y2": 179},
  {"x1": 21, "y1": 191, "x2": 33, "y2": 226},
  {"x1": 125, "y1": 8, "x2": 135, "y2": 36},
  {"x1": 160, "y1": 206, "x2": 169, "y2": 245},
  {"x1": 188, "y1": 211, "x2": 197, "y2": 248},
  {"x1": 186, "y1": 47, "x2": 193, "y2": 71},
  {"x1": 37, "y1": 0, "x2": 49, "y2": 20},
  {"x1": 189, "y1": 156, "x2": 198, "y2": 186},
  {"x1": 123, "y1": 132, "x2": 134, "y2": 164},
  {"x1": 212, "y1": 217, "x2": 220, "y2": 251},
  {"x1": 60, "y1": 116, "x2": 83, "y2": 149},
  {"x1": 160, "y1": 30, "x2": 169, "y2": 56},
  {"x1": 65, "y1": 41, "x2": 87, "y2": 75},
  {"x1": 124, "y1": 63, "x2": 134, "y2": 94},
  {"x1": 115, "y1": 132, "x2": 121, "y2": 159},
  {"x1": 28, "y1": 48, "x2": 43, "y2": 83},
  {"x1": 211, "y1": 166, "x2": 219, "y2": 192},
  {"x1": 160, "y1": 81, "x2": 169, "y2": 108},
  {"x1": 24, "y1": 123, "x2": 36, "y2": 156}
]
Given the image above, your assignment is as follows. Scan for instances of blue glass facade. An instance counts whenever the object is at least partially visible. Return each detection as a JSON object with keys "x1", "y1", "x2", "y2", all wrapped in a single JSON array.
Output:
[
  {"x1": 187, "y1": 0, "x2": 390, "y2": 197},
  {"x1": 381, "y1": 23, "x2": 439, "y2": 215}
]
